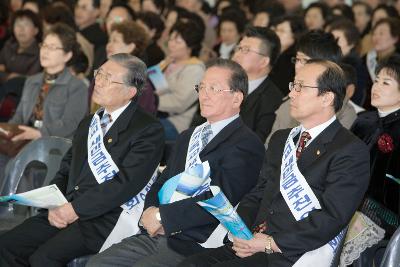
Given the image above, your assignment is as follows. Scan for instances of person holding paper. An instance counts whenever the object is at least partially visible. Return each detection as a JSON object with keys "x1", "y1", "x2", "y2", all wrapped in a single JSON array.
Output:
[
  {"x1": 0, "y1": 53, "x2": 164, "y2": 267},
  {"x1": 86, "y1": 58, "x2": 265, "y2": 267},
  {"x1": 178, "y1": 60, "x2": 370, "y2": 267}
]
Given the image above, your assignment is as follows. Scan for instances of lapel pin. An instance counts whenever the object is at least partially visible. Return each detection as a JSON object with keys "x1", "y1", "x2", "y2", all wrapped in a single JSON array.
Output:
[
  {"x1": 316, "y1": 150, "x2": 320, "y2": 156},
  {"x1": 108, "y1": 138, "x2": 112, "y2": 143}
]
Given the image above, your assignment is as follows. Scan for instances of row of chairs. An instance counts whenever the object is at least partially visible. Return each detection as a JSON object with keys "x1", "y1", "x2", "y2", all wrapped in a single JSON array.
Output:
[{"x1": 0, "y1": 137, "x2": 399, "y2": 267}]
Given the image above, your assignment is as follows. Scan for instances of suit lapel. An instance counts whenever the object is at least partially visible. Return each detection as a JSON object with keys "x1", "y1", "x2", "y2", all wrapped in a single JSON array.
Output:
[
  {"x1": 103, "y1": 100, "x2": 138, "y2": 150},
  {"x1": 241, "y1": 78, "x2": 269, "y2": 113},
  {"x1": 297, "y1": 120, "x2": 342, "y2": 172},
  {"x1": 200, "y1": 117, "x2": 243, "y2": 157}
]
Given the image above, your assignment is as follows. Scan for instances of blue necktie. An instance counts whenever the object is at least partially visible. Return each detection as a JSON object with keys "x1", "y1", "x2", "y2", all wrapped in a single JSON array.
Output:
[
  {"x1": 100, "y1": 113, "x2": 112, "y2": 135},
  {"x1": 201, "y1": 124, "x2": 213, "y2": 150}
]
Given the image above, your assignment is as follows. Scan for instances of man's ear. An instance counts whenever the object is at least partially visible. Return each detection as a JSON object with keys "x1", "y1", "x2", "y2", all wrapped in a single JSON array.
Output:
[
  {"x1": 233, "y1": 91, "x2": 244, "y2": 108},
  {"x1": 322, "y1": 91, "x2": 335, "y2": 108},
  {"x1": 128, "y1": 86, "x2": 138, "y2": 99}
]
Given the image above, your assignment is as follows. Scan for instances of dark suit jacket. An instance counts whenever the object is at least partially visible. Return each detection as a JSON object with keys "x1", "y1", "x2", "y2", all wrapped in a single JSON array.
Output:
[
  {"x1": 237, "y1": 120, "x2": 370, "y2": 264},
  {"x1": 49, "y1": 100, "x2": 165, "y2": 251},
  {"x1": 241, "y1": 77, "x2": 283, "y2": 143},
  {"x1": 144, "y1": 117, "x2": 265, "y2": 255}
]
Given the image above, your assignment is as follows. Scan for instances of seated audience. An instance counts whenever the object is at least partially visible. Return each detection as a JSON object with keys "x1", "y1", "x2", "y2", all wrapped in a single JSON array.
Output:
[
  {"x1": 213, "y1": 8, "x2": 246, "y2": 59},
  {"x1": 137, "y1": 11, "x2": 165, "y2": 67},
  {"x1": 8, "y1": 23, "x2": 88, "y2": 142},
  {"x1": 105, "y1": 3, "x2": 136, "y2": 34},
  {"x1": 363, "y1": 18, "x2": 400, "y2": 109},
  {"x1": 42, "y1": 2, "x2": 94, "y2": 77},
  {"x1": 157, "y1": 19, "x2": 205, "y2": 140},
  {"x1": 351, "y1": 54, "x2": 400, "y2": 235},
  {"x1": 104, "y1": 20, "x2": 156, "y2": 114},
  {"x1": 0, "y1": 9, "x2": 42, "y2": 83},
  {"x1": 75, "y1": 0, "x2": 107, "y2": 51},
  {"x1": 230, "y1": 26, "x2": 283, "y2": 142},
  {"x1": 178, "y1": 59, "x2": 370, "y2": 267},
  {"x1": 328, "y1": 18, "x2": 366, "y2": 106},
  {"x1": 0, "y1": 53, "x2": 164, "y2": 266},
  {"x1": 304, "y1": 2, "x2": 332, "y2": 31},
  {"x1": 87, "y1": 58, "x2": 265, "y2": 267},
  {"x1": 352, "y1": 1, "x2": 372, "y2": 39},
  {"x1": 265, "y1": 31, "x2": 350, "y2": 146},
  {"x1": 251, "y1": 1, "x2": 285, "y2": 28},
  {"x1": 269, "y1": 15, "x2": 306, "y2": 95}
]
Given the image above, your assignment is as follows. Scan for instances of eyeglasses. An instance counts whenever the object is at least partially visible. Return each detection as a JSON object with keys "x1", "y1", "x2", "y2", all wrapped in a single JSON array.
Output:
[
  {"x1": 195, "y1": 83, "x2": 233, "y2": 96},
  {"x1": 288, "y1": 81, "x2": 319, "y2": 92},
  {"x1": 291, "y1": 57, "x2": 310, "y2": 65},
  {"x1": 94, "y1": 69, "x2": 125, "y2": 87},
  {"x1": 234, "y1": 45, "x2": 267, "y2": 57},
  {"x1": 39, "y1": 43, "x2": 64, "y2": 51}
]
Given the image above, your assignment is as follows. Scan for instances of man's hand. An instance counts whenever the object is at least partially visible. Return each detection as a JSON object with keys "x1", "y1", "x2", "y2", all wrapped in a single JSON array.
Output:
[
  {"x1": 140, "y1": 206, "x2": 163, "y2": 237},
  {"x1": 48, "y1": 203, "x2": 79, "y2": 229},
  {"x1": 12, "y1": 125, "x2": 41, "y2": 141},
  {"x1": 232, "y1": 233, "x2": 281, "y2": 258}
]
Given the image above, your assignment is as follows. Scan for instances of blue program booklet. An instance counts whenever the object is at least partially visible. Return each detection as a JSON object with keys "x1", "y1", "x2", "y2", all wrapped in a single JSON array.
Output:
[{"x1": 198, "y1": 186, "x2": 253, "y2": 240}]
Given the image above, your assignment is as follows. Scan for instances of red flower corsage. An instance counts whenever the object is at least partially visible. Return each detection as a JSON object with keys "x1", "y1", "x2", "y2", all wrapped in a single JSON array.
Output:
[{"x1": 377, "y1": 133, "x2": 394, "y2": 153}]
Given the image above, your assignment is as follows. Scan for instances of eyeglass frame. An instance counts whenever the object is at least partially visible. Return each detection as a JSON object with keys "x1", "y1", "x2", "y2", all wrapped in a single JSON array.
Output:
[
  {"x1": 288, "y1": 81, "x2": 319, "y2": 92},
  {"x1": 291, "y1": 57, "x2": 310, "y2": 65},
  {"x1": 234, "y1": 45, "x2": 268, "y2": 57},
  {"x1": 39, "y1": 43, "x2": 64, "y2": 51},
  {"x1": 194, "y1": 83, "x2": 234, "y2": 95},
  {"x1": 94, "y1": 68, "x2": 125, "y2": 87}
]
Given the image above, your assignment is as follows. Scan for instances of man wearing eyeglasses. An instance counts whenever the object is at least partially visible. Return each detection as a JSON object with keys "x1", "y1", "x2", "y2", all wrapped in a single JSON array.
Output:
[
  {"x1": 0, "y1": 54, "x2": 164, "y2": 266},
  {"x1": 87, "y1": 58, "x2": 265, "y2": 267},
  {"x1": 230, "y1": 26, "x2": 283, "y2": 143},
  {"x1": 177, "y1": 59, "x2": 369, "y2": 267},
  {"x1": 265, "y1": 31, "x2": 358, "y2": 147}
]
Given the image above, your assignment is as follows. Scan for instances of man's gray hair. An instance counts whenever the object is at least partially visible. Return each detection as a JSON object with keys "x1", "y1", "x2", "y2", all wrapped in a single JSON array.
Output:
[{"x1": 109, "y1": 53, "x2": 147, "y2": 95}]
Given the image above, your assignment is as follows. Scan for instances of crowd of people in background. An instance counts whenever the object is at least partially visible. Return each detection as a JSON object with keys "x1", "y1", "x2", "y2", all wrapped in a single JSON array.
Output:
[{"x1": 0, "y1": 0, "x2": 398, "y2": 266}]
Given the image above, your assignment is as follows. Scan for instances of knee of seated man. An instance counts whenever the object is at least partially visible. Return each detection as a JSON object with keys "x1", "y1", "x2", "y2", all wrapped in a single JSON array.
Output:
[{"x1": 29, "y1": 246, "x2": 55, "y2": 267}]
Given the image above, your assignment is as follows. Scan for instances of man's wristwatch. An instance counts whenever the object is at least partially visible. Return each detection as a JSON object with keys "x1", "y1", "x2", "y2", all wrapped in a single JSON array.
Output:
[
  {"x1": 155, "y1": 211, "x2": 162, "y2": 224},
  {"x1": 265, "y1": 236, "x2": 274, "y2": 254}
]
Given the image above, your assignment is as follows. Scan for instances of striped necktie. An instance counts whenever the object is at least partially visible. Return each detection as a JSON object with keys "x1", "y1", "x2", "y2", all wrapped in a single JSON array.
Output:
[{"x1": 100, "y1": 113, "x2": 112, "y2": 135}]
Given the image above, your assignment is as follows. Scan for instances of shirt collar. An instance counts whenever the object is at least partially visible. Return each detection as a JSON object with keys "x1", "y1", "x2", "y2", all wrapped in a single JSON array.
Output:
[
  {"x1": 207, "y1": 113, "x2": 239, "y2": 142},
  {"x1": 378, "y1": 107, "x2": 400, "y2": 117},
  {"x1": 300, "y1": 115, "x2": 336, "y2": 147},
  {"x1": 248, "y1": 75, "x2": 267, "y2": 95},
  {"x1": 103, "y1": 101, "x2": 131, "y2": 130}
]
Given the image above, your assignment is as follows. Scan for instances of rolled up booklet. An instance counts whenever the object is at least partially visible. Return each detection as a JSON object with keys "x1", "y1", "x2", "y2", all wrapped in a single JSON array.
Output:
[
  {"x1": 0, "y1": 184, "x2": 67, "y2": 209},
  {"x1": 158, "y1": 161, "x2": 211, "y2": 204},
  {"x1": 197, "y1": 186, "x2": 253, "y2": 240}
]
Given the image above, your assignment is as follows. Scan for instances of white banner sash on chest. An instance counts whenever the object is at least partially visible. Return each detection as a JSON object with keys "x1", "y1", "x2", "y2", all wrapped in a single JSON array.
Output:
[
  {"x1": 183, "y1": 123, "x2": 229, "y2": 248},
  {"x1": 280, "y1": 126, "x2": 321, "y2": 220},
  {"x1": 281, "y1": 126, "x2": 346, "y2": 266},
  {"x1": 87, "y1": 109, "x2": 158, "y2": 252}
]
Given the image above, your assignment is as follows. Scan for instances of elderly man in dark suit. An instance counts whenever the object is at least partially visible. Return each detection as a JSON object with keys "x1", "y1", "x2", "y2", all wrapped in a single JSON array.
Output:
[
  {"x1": 232, "y1": 26, "x2": 283, "y2": 143},
  {"x1": 178, "y1": 60, "x2": 370, "y2": 267},
  {"x1": 87, "y1": 58, "x2": 266, "y2": 267},
  {"x1": 0, "y1": 53, "x2": 165, "y2": 266}
]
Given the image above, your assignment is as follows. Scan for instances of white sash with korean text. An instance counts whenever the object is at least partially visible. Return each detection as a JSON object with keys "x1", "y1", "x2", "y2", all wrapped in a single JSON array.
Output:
[
  {"x1": 87, "y1": 110, "x2": 158, "y2": 252},
  {"x1": 281, "y1": 126, "x2": 346, "y2": 266},
  {"x1": 185, "y1": 122, "x2": 228, "y2": 248}
]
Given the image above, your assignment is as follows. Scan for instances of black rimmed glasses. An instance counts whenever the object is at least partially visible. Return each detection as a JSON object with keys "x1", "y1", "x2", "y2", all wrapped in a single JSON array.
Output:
[
  {"x1": 290, "y1": 57, "x2": 310, "y2": 65},
  {"x1": 288, "y1": 81, "x2": 319, "y2": 92}
]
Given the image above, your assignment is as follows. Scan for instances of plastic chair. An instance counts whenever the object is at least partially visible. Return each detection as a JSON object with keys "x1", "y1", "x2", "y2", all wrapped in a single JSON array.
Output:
[
  {"x1": 379, "y1": 227, "x2": 400, "y2": 267},
  {"x1": 0, "y1": 136, "x2": 72, "y2": 218}
]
